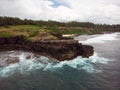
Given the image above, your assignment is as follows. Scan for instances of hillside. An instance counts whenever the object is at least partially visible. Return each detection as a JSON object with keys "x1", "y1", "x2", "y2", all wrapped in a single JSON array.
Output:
[
  {"x1": 0, "y1": 16, "x2": 120, "y2": 39},
  {"x1": 0, "y1": 25, "x2": 101, "y2": 38}
]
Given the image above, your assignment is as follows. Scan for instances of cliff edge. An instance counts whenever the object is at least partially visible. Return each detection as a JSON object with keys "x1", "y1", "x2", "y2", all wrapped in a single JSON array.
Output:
[{"x1": 0, "y1": 35, "x2": 94, "y2": 61}]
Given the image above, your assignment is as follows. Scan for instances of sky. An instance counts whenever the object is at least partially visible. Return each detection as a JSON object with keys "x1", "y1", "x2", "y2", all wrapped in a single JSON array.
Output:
[{"x1": 0, "y1": 0, "x2": 120, "y2": 24}]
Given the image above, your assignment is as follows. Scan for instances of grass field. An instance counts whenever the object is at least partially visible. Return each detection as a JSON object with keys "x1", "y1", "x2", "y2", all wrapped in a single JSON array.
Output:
[
  {"x1": 0, "y1": 25, "x2": 100, "y2": 39},
  {"x1": 0, "y1": 25, "x2": 41, "y2": 37}
]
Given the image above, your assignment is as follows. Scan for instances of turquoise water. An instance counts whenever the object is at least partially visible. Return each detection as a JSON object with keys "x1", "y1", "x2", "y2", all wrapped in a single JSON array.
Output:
[{"x1": 0, "y1": 33, "x2": 120, "y2": 90}]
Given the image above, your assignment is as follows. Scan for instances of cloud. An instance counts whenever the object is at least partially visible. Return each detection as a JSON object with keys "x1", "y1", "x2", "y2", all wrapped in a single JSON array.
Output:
[
  {"x1": 0, "y1": 0, "x2": 120, "y2": 24},
  {"x1": 49, "y1": 0, "x2": 70, "y2": 8}
]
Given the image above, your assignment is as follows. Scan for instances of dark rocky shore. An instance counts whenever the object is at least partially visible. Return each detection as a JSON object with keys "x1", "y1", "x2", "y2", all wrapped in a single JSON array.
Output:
[{"x1": 0, "y1": 35, "x2": 94, "y2": 61}]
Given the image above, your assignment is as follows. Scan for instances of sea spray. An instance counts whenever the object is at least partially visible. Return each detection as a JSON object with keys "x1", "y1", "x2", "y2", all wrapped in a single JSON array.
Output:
[
  {"x1": 78, "y1": 32, "x2": 119, "y2": 44},
  {"x1": 1, "y1": 33, "x2": 119, "y2": 78},
  {"x1": 0, "y1": 51, "x2": 110, "y2": 77}
]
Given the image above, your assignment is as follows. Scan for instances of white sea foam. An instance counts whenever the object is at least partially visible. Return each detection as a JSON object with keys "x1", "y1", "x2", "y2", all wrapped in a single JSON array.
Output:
[
  {"x1": 1, "y1": 33, "x2": 118, "y2": 77},
  {"x1": 0, "y1": 52, "x2": 111, "y2": 77},
  {"x1": 79, "y1": 32, "x2": 119, "y2": 44}
]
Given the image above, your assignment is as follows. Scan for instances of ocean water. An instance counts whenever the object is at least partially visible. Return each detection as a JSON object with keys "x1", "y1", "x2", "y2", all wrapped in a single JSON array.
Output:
[{"x1": 0, "y1": 33, "x2": 120, "y2": 90}]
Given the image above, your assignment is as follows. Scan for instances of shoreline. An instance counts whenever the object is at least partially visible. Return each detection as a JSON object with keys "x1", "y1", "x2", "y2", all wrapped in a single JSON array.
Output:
[
  {"x1": 0, "y1": 35, "x2": 94, "y2": 62},
  {"x1": 63, "y1": 31, "x2": 120, "y2": 38}
]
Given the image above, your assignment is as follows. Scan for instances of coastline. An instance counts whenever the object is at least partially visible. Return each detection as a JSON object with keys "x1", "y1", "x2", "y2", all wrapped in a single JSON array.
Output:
[{"x1": 0, "y1": 35, "x2": 94, "y2": 62}]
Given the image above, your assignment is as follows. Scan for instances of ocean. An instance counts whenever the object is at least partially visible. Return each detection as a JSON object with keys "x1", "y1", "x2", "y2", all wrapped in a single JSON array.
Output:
[{"x1": 0, "y1": 32, "x2": 120, "y2": 90}]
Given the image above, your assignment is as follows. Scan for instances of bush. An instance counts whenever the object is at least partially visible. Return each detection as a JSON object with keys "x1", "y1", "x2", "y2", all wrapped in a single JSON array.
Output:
[{"x1": 29, "y1": 30, "x2": 39, "y2": 37}]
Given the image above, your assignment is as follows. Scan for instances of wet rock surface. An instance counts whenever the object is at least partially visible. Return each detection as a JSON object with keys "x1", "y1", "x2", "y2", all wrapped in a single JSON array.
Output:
[{"x1": 0, "y1": 35, "x2": 94, "y2": 61}]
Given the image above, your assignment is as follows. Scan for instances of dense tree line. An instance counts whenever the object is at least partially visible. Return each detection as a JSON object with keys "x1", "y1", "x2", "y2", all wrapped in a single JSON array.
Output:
[
  {"x1": 0, "y1": 16, "x2": 37, "y2": 26},
  {"x1": 0, "y1": 16, "x2": 120, "y2": 31},
  {"x1": 0, "y1": 16, "x2": 104, "y2": 27}
]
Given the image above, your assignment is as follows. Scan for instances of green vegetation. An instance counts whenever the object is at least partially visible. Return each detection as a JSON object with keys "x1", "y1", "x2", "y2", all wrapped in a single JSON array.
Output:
[
  {"x1": 0, "y1": 24, "x2": 110, "y2": 39},
  {"x1": 0, "y1": 25, "x2": 59, "y2": 40},
  {"x1": 10, "y1": 25, "x2": 41, "y2": 37},
  {"x1": 61, "y1": 29, "x2": 91, "y2": 34},
  {"x1": 44, "y1": 26, "x2": 58, "y2": 32},
  {"x1": 0, "y1": 16, "x2": 119, "y2": 39},
  {"x1": 10, "y1": 25, "x2": 40, "y2": 30},
  {"x1": 0, "y1": 25, "x2": 41, "y2": 38},
  {"x1": 29, "y1": 30, "x2": 39, "y2": 37},
  {"x1": 0, "y1": 32, "x2": 14, "y2": 37}
]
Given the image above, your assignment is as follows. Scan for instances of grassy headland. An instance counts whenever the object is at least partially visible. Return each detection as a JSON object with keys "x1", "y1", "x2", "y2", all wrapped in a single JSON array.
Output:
[
  {"x1": 0, "y1": 25, "x2": 101, "y2": 39},
  {"x1": 0, "y1": 16, "x2": 120, "y2": 39}
]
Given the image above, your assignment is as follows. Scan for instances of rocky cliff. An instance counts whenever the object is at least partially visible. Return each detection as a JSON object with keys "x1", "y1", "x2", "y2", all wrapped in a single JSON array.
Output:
[{"x1": 0, "y1": 35, "x2": 94, "y2": 61}]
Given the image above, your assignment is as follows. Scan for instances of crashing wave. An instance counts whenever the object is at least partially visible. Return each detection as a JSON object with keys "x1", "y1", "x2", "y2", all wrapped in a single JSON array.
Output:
[
  {"x1": 79, "y1": 32, "x2": 119, "y2": 44},
  {"x1": 0, "y1": 51, "x2": 110, "y2": 77},
  {"x1": 1, "y1": 33, "x2": 119, "y2": 77}
]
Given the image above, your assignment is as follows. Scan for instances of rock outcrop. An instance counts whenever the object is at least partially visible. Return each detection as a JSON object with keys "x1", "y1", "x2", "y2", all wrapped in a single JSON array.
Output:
[{"x1": 0, "y1": 35, "x2": 94, "y2": 61}]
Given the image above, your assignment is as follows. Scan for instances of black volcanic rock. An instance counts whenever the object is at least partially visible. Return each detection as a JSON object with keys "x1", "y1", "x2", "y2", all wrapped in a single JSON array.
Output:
[{"x1": 0, "y1": 35, "x2": 94, "y2": 61}]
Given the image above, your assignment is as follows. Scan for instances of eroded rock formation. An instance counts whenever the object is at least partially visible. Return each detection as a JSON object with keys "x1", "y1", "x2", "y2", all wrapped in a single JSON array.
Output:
[{"x1": 0, "y1": 35, "x2": 94, "y2": 61}]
